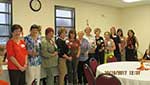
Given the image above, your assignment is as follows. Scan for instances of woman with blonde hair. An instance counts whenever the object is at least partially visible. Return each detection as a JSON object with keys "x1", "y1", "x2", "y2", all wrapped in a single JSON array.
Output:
[
  {"x1": 84, "y1": 27, "x2": 96, "y2": 61},
  {"x1": 110, "y1": 27, "x2": 121, "y2": 61},
  {"x1": 56, "y1": 27, "x2": 72, "y2": 85},
  {"x1": 94, "y1": 28, "x2": 104, "y2": 64},
  {"x1": 77, "y1": 31, "x2": 90, "y2": 85},
  {"x1": 104, "y1": 31, "x2": 116, "y2": 63}
]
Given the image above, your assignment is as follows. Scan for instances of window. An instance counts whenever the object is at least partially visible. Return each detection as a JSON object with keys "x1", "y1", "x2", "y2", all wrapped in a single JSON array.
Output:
[
  {"x1": 0, "y1": 0, "x2": 12, "y2": 45},
  {"x1": 55, "y1": 5, "x2": 75, "y2": 36}
]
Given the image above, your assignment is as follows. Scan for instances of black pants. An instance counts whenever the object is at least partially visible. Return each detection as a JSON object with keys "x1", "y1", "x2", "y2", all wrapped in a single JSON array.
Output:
[
  {"x1": 114, "y1": 50, "x2": 121, "y2": 61},
  {"x1": 95, "y1": 51, "x2": 104, "y2": 64},
  {"x1": 126, "y1": 48, "x2": 138, "y2": 61},
  {"x1": 77, "y1": 60, "x2": 88, "y2": 84},
  {"x1": 9, "y1": 70, "x2": 25, "y2": 85}
]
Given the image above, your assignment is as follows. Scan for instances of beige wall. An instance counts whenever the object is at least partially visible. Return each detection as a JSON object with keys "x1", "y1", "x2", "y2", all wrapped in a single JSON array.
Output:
[
  {"x1": 13, "y1": 0, "x2": 121, "y2": 36},
  {"x1": 13, "y1": 0, "x2": 54, "y2": 36},
  {"x1": 121, "y1": 5, "x2": 150, "y2": 53},
  {"x1": 13, "y1": 0, "x2": 150, "y2": 53}
]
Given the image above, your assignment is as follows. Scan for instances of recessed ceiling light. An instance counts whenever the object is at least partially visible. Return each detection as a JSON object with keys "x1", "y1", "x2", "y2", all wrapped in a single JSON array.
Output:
[{"x1": 123, "y1": 0, "x2": 142, "y2": 3}]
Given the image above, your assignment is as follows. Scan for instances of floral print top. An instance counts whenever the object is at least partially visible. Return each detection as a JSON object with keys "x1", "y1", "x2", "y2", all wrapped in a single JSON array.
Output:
[{"x1": 24, "y1": 35, "x2": 42, "y2": 66}]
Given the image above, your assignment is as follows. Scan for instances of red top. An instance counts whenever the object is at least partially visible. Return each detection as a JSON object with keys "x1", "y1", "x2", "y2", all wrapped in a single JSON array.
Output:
[{"x1": 6, "y1": 39, "x2": 27, "y2": 70}]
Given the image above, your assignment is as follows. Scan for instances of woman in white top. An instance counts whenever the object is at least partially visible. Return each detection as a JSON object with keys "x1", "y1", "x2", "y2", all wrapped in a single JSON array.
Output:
[{"x1": 84, "y1": 26, "x2": 96, "y2": 60}]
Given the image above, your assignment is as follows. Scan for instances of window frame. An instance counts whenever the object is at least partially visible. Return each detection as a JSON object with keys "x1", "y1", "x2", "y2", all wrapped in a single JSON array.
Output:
[
  {"x1": 54, "y1": 5, "x2": 75, "y2": 35},
  {"x1": 0, "y1": 0, "x2": 12, "y2": 45}
]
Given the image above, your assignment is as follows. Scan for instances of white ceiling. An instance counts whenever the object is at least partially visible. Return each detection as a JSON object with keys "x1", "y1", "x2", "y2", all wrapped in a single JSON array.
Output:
[{"x1": 79, "y1": 0, "x2": 150, "y2": 8}]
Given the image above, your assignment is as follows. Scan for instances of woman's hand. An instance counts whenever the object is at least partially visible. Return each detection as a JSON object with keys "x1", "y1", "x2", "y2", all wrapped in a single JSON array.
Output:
[
  {"x1": 63, "y1": 54, "x2": 72, "y2": 61},
  {"x1": 53, "y1": 52, "x2": 58, "y2": 56},
  {"x1": 76, "y1": 54, "x2": 80, "y2": 58},
  {"x1": 18, "y1": 66, "x2": 26, "y2": 72},
  {"x1": 29, "y1": 50, "x2": 38, "y2": 57},
  {"x1": 68, "y1": 57, "x2": 72, "y2": 61},
  {"x1": 32, "y1": 51, "x2": 38, "y2": 57},
  {"x1": 24, "y1": 64, "x2": 27, "y2": 69}
]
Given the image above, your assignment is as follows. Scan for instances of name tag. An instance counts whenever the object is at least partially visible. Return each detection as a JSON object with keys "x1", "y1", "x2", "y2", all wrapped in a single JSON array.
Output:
[{"x1": 21, "y1": 44, "x2": 25, "y2": 48}]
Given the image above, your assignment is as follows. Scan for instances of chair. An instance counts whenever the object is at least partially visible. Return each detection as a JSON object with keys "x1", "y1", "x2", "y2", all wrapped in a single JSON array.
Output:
[
  {"x1": 89, "y1": 58, "x2": 98, "y2": 76},
  {"x1": 32, "y1": 79, "x2": 37, "y2": 85},
  {"x1": 95, "y1": 73, "x2": 121, "y2": 85},
  {"x1": 0, "y1": 80, "x2": 9, "y2": 85},
  {"x1": 83, "y1": 64, "x2": 95, "y2": 85},
  {"x1": 107, "y1": 55, "x2": 117, "y2": 63}
]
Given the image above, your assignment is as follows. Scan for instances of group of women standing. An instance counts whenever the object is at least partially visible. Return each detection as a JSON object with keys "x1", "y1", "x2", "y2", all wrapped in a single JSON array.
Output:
[
  {"x1": 55, "y1": 26, "x2": 139, "y2": 85},
  {"x1": 6, "y1": 24, "x2": 58, "y2": 85},
  {"x1": 6, "y1": 24, "x2": 139, "y2": 85}
]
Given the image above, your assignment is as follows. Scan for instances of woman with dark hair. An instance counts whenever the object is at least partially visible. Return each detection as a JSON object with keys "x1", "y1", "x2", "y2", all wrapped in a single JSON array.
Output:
[
  {"x1": 110, "y1": 27, "x2": 121, "y2": 61},
  {"x1": 126, "y1": 29, "x2": 139, "y2": 61},
  {"x1": 56, "y1": 27, "x2": 72, "y2": 85},
  {"x1": 66, "y1": 29, "x2": 80, "y2": 85},
  {"x1": 41, "y1": 27, "x2": 58, "y2": 85},
  {"x1": 24, "y1": 24, "x2": 42, "y2": 85},
  {"x1": 117, "y1": 28, "x2": 126, "y2": 61},
  {"x1": 143, "y1": 49, "x2": 150, "y2": 60},
  {"x1": 6, "y1": 24, "x2": 28, "y2": 85}
]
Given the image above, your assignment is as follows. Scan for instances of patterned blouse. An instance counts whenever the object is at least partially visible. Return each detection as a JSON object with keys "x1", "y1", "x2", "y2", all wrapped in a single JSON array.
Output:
[
  {"x1": 78, "y1": 38, "x2": 90, "y2": 61},
  {"x1": 24, "y1": 35, "x2": 42, "y2": 66},
  {"x1": 126, "y1": 36, "x2": 136, "y2": 49},
  {"x1": 41, "y1": 38, "x2": 58, "y2": 68}
]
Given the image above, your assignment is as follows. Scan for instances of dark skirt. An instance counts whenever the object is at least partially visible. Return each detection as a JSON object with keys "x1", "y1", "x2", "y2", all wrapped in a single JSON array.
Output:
[{"x1": 126, "y1": 48, "x2": 138, "y2": 61}]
